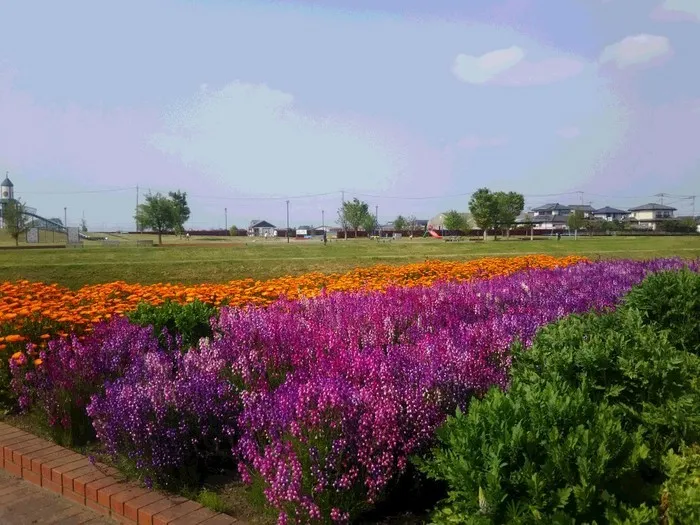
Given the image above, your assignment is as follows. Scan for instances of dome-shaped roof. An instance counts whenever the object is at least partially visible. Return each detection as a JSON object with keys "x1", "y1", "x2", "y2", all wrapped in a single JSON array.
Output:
[{"x1": 1, "y1": 174, "x2": 13, "y2": 187}]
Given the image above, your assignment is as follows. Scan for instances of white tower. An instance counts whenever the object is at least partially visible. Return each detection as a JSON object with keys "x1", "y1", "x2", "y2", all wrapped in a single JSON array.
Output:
[{"x1": 1, "y1": 173, "x2": 14, "y2": 201}]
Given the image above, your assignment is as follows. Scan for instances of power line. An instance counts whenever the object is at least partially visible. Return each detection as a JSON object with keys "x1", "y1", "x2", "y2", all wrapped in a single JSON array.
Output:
[{"x1": 16, "y1": 186, "x2": 136, "y2": 195}]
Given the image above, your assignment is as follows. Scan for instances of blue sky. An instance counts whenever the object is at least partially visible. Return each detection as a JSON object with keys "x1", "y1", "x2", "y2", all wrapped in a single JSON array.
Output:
[{"x1": 1, "y1": 0, "x2": 698, "y2": 230}]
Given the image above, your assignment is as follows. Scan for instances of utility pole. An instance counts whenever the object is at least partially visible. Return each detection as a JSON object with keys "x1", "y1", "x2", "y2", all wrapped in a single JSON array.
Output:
[
  {"x1": 341, "y1": 190, "x2": 347, "y2": 239},
  {"x1": 375, "y1": 204, "x2": 379, "y2": 237},
  {"x1": 224, "y1": 207, "x2": 227, "y2": 231},
  {"x1": 136, "y1": 185, "x2": 139, "y2": 232},
  {"x1": 64, "y1": 207, "x2": 67, "y2": 229},
  {"x1": 691, "y1": 196, "x2": 696, "y2": 219},
  {"x1": 286, "y1": 200, "x2": 290, "y2": 243},
  {"x1": 321, "y1": 209, "x2": 325, "y2": 230}
]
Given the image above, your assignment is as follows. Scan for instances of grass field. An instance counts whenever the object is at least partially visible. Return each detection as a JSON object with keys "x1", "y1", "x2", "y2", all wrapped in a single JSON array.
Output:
[{"x1": 1, "y1": 233, "x2": 699, "y2": 288}]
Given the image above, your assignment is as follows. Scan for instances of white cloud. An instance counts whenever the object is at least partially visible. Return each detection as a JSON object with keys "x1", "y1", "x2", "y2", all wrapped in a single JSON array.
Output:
[
  {"x1": 599, "y1": 34, "x2": 672, "y2": 68},
  {"x1": 452, "y1": 46, "x2": 525, "y2": 84},
  {"x1": 151, "y1": 82, "x2": 403, "y2": 194},
  {"x1": 452, "y1": 47, "x2": 584, "y2": 86},
  {"x1": 655, "y1": 0, "x2": 700, "y2": 21}
]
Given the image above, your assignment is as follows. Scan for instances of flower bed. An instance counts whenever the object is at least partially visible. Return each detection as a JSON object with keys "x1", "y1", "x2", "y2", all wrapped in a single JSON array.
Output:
[
  {"x1": 0, "y1": 255, "x2": 584, "y2": 348},
  {"x1": 4, "y1": 256, "x2": 700, "y2": 523}
]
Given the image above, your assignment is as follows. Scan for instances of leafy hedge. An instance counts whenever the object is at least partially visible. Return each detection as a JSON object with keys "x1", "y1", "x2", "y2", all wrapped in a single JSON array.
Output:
[{"x1": 624, "y1": 268, "x2": 700, "y2": 355}]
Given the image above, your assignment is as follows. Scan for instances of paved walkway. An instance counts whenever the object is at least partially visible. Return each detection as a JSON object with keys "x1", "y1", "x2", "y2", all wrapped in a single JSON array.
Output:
[{"x1": 0, "y1": 469, "x2": 114, "y2": 524}]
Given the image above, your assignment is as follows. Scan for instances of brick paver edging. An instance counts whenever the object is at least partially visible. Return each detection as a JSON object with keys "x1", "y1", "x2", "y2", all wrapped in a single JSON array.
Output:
[{"x1": 0, "y1": 422, "x2": 238, "y2": 525}]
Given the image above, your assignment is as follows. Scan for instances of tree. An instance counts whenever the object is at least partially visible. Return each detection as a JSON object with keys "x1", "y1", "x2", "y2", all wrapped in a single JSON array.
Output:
[
  {"x1": 229, "y1": 225, "x2": 239, "y2": 237},
  {"x1": 469, "y1": 189, "x2": 525, "y2": 240},
  {"x1": 496, "y1": 192, "x2": 525, "y2": 238},
  {"x1": 406, "y1": 215, "x2": 419, "y2": 235},
  {"x1": 135, "y1": 192, "x2": 177, "y2": 245},
  {"x1": 585, "y1": 218, "x2": 606, "y2": 236},
  {"x1": 443, "y1": 210, "x2": 467, "y2": 233},
  {"x1": 337, "y1": 198, "x2": 370, "y2": 238},
  {"x1": 2, "y1": 199, "x2": 28, "y2": 246},
  {"x1": 567, "y1": 210, "x2": 585, "y2": 238},
  {"x1": 80, "y1": 217, "x2": 88, "y2": 233},
  {"x1": 469, "y1": 188, "x2": 500, "y2": 240},
  {"x1": 393, "y1": 215, "x2": 407, "y2": 232},
  {"x1": 657, "y1": 218, "x2": 696, "y2": 234},
  {"x1": 168, "y1": 191, "x2": 190, "y2": 237},
  {"x1": 362, "y1": 213, "x2": 378, "y2": 237}
]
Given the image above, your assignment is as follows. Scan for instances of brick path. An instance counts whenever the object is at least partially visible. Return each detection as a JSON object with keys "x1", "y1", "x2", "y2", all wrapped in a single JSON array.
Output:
[
  {"x1": 0, "y1": 468, "x2": 114, "y2": 524},
  {"x1": 0, "y1": 422, "x2": 239, "y2": 524}
]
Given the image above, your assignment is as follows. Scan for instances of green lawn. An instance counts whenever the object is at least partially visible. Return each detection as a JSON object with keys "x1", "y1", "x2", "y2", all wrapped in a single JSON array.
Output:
[{"x1": 1, "y1": 234, "x2": 699, "y2": 288}]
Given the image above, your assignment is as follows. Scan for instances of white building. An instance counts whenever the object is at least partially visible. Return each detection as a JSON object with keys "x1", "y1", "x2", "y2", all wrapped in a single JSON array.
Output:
[
  {"x1": 628, "y1": 203, "x2": 676, "y2": 230},
  {"x1": 248, "y1": 220, "x2": 277, "y2": 237}
]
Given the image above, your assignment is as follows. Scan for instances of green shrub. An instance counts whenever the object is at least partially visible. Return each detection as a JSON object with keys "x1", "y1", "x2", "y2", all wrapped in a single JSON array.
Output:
[
  {"x1": 512, "y1": 309, "x2": 700, "y2": 458},
  {"x1": 623, "y1": 269, "x2": 700, "y2": 355},
  {"x1": 419, "y1": 380, "x2": 650, "y2": 524},
  {"x1": 128, "y1": 299, "x2": 218, "y2": 350},
  {"x1": 419, "y1": 308, "x2": 700, "y2": 523},
  {"x1": 661, "y1": 445, "x2": 700, "y2": 524}
]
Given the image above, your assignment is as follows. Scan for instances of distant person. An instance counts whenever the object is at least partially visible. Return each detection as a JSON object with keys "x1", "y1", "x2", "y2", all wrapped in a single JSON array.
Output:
[
  {"x1": 323, "y1": 231, "x2": 327, "y2": 245},
  {"x1": 186, "y1": 232, "x2": 190, "y2": 241},
  {"x1": 557, "y1": 232, "x2": 561, "y2": 241}
]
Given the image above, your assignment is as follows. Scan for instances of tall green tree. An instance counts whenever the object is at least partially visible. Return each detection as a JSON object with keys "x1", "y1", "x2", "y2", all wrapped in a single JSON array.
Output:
[
  {"x1": 443, "y1": 210, "x2": 467, "y2": 233},
  {"x1": 469, "y1": 188, "x2": 500, "y2": 240},
  {"x1": 2, "y1": 199, "x2": 28, "y2": 246},
  {"x1": 393, "y1": 215, "x2": 407, "y2": 232},
  {"x1": 337, "y1": 198, "x2": 370, "y2": 238},
  {"x1": 567, "y1": 210, "x2": 585, "y2": 238},
  {"x1": 469, "y1": 188, "x2": 525, "y2": 240},
  {"x1": 168, "y1": 190, "x2": 190, "y2": 236},
  {"x1": 361, "y1": 213, "x2": 378, "y2": 237},
  {"x1": 496, "y1": 192, "x2": 525, "y2": 238},
  {"x1": 135, "y1": 192, "x2": 177, "y2": 245}
]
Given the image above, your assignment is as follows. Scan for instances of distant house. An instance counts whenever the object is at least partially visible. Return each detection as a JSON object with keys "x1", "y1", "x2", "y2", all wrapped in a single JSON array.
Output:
[
  {"x1": 532, "y1": 203, "x2": 595, "y2": 219},
  {"x1": 532, "y1": 203, "x2": 572, "y2": 217},
  {"x1": 628, "y1": 203, "x2": 677, "y2": 230},
  {"x1": 530, "y1": 214, "x2": 568, "y2": 231},
  {"x1": 248, "y1": 220, "x2": 277, "y2": 237},
  {"x1": 591, "y1": 207, "x2": 630, "y2": 222},
  {"x1": 569, "y1": 204, "x2": 595, "y2": 218}
]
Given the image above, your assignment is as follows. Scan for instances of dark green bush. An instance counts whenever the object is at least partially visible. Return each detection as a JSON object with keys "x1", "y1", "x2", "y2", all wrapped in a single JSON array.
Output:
[
  {"x1": 419, "y1": 379, "x2": 652, "y2": 524},
  {"x1": 128, "y1": 299, "x2": 217, "y2": 350},
  {"x1": 623, "y1": 269, "x2": 700, "y2": 355},
  {"x1": 661, "y1": 444, "x2": 700, "y2": 524},
  {"x1": 419, "y1": 308, "x2": 700, "y2": 523},
  {"x1": 513, "y1": 308, "x2": 700, "y2": 457}
]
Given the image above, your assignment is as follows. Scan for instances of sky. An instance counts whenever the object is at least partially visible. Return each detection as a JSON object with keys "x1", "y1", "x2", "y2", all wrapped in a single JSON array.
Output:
[{"x1": 1, "y1": 0, "x2": 699, "y2": 230}]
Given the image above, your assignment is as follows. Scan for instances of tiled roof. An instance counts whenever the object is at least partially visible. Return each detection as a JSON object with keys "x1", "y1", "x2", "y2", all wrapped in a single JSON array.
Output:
[
  {"x1": 593, "y1": 207, "x2": 629, "y2": 214},
  {"x1": 628, "y1": 203, "x2": 677, "y2": 211}
]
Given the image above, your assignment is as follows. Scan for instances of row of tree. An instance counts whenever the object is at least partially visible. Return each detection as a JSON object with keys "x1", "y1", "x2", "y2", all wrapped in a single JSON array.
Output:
[
  {"x1": 335, "y1": 189, "x2": 526, "y2": 240},
  {"x1": 336, "y1": 198, "x2": 428, "y2": 238}
]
